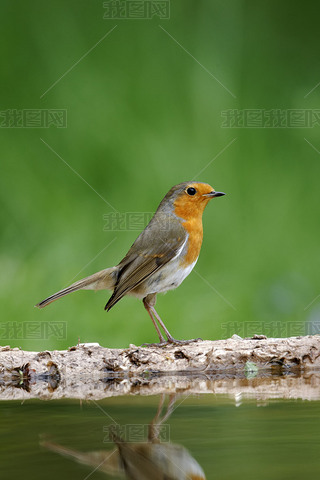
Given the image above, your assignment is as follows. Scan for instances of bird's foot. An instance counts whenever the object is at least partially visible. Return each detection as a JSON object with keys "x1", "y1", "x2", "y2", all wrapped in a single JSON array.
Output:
[
  {"x1": 167, "y1": 337, "x2": 203, "y2": 346},
  {"x1": 141, "y1": 341, "x2": 169, "y2": 347},
  {"x1": 141, "y1": 337, "x2": 202, "y2": 348}
]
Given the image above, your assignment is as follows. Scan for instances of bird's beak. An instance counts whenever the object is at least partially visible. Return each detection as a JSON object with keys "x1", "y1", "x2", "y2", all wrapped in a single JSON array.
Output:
[{"x1": 203, "y1": 191, "x2": 226, "y2": 198}]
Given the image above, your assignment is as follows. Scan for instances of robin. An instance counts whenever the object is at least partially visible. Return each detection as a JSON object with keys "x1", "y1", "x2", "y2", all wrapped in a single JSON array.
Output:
[
  {"x1": 42, "y1": 394, "x2": 206, "y2": 479},
  {"x1": 36, "y1": 182, "x2": 225, "y2": 345}
]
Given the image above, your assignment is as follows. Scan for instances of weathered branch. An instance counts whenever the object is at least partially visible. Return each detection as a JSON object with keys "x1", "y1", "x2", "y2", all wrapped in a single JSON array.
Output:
[{"x1": 0, "y1": 335, "x2": 320, "y2": 401}]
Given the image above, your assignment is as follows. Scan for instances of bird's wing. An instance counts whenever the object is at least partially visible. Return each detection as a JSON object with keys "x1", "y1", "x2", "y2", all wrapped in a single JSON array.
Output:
[{"x1": 105, "y1": 216, "x2": 187, "y2": 310}]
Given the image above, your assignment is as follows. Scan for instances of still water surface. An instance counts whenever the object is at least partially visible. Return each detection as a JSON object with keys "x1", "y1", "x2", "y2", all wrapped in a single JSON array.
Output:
[{"x1": 1, "y1": 385, "x2": 320, "y2": 480}]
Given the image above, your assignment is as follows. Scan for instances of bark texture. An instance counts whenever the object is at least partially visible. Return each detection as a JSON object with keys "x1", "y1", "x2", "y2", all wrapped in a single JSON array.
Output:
[{"x1": 0, "y1": 335, "x2": 320, "y2": 401}]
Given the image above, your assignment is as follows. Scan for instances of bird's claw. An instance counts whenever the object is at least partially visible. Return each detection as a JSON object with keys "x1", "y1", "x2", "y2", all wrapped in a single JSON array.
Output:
[
  {"x1": 167, "y1": 337, "x2": 203, "y2": 346},
  {"x1": 141, "y1": 341, "x2": 168, "y2": 348},
  {"x1": 141, "y1": 337, "x2": 202, "y2": 348}
]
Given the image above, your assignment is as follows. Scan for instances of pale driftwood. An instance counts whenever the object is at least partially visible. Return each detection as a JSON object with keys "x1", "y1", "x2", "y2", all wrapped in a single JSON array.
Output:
[{"x1": 0, "y1": 335, "x2": 320, "y2": 401}]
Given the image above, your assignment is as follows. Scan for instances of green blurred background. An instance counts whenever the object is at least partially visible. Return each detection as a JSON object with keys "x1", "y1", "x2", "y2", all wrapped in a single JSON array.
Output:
[{"x1": 1, "y1": 1, "x2": 320, "y2": 350}]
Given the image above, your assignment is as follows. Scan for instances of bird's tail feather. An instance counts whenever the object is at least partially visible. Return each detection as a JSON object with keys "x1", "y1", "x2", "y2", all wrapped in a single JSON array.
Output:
[{"x1": 35, "y1": 267, "x2": 118, "y2": 308}]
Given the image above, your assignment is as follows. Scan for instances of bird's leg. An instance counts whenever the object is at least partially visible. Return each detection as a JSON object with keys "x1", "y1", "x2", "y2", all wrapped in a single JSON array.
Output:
[
  {"x1": 143, "y1": 298, "x2": 166, "y2": 344},
  {"x1": 142, "y1": 295, "x2": 202, "y2": 347},
  {"x1": 149, "y1": 305, "x2": 175, "y2": 343},
  {"x1": 148, "y1": 394, "x2": 176, "y2": 443},
  {"x1": 150, "y1": 305, "x2": 202, "y2": 345},
  {"x1": 148, "y1": 393, "x2": 165, "y2": 442}
]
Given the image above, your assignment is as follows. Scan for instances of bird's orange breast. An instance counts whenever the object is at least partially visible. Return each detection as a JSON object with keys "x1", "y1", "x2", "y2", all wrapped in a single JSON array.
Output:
[
  {"x1": 173, "y1": 197, "x2": 205, "y2": 267},
  {"x1": 181, "y1": 217, "x2": 203, "y2": 266}
]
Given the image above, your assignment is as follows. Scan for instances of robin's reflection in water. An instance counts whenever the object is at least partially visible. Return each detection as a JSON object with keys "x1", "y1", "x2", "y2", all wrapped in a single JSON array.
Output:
[{"x1": 41, "y1": 395, "x2": 206, "y2": 480}]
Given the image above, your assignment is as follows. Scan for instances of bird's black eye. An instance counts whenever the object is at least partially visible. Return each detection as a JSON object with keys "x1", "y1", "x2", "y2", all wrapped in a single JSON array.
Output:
[{"x1": 186, "y1": 187, "x2": 196, "y2": 196}]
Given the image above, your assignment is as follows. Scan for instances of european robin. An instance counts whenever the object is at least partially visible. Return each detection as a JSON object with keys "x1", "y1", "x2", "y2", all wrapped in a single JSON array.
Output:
[
  {"x1": 42, "y1": 394, "x2": 206, "y2": 479},
  {"x1": 36, "y1": 182, "x2": 225, "y2": 345}
]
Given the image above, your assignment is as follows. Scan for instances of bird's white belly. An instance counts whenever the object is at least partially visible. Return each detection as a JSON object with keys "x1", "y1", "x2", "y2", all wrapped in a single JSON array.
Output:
[{"x1": 146, "y1": 258, "x2": 197, "y2": 294}]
